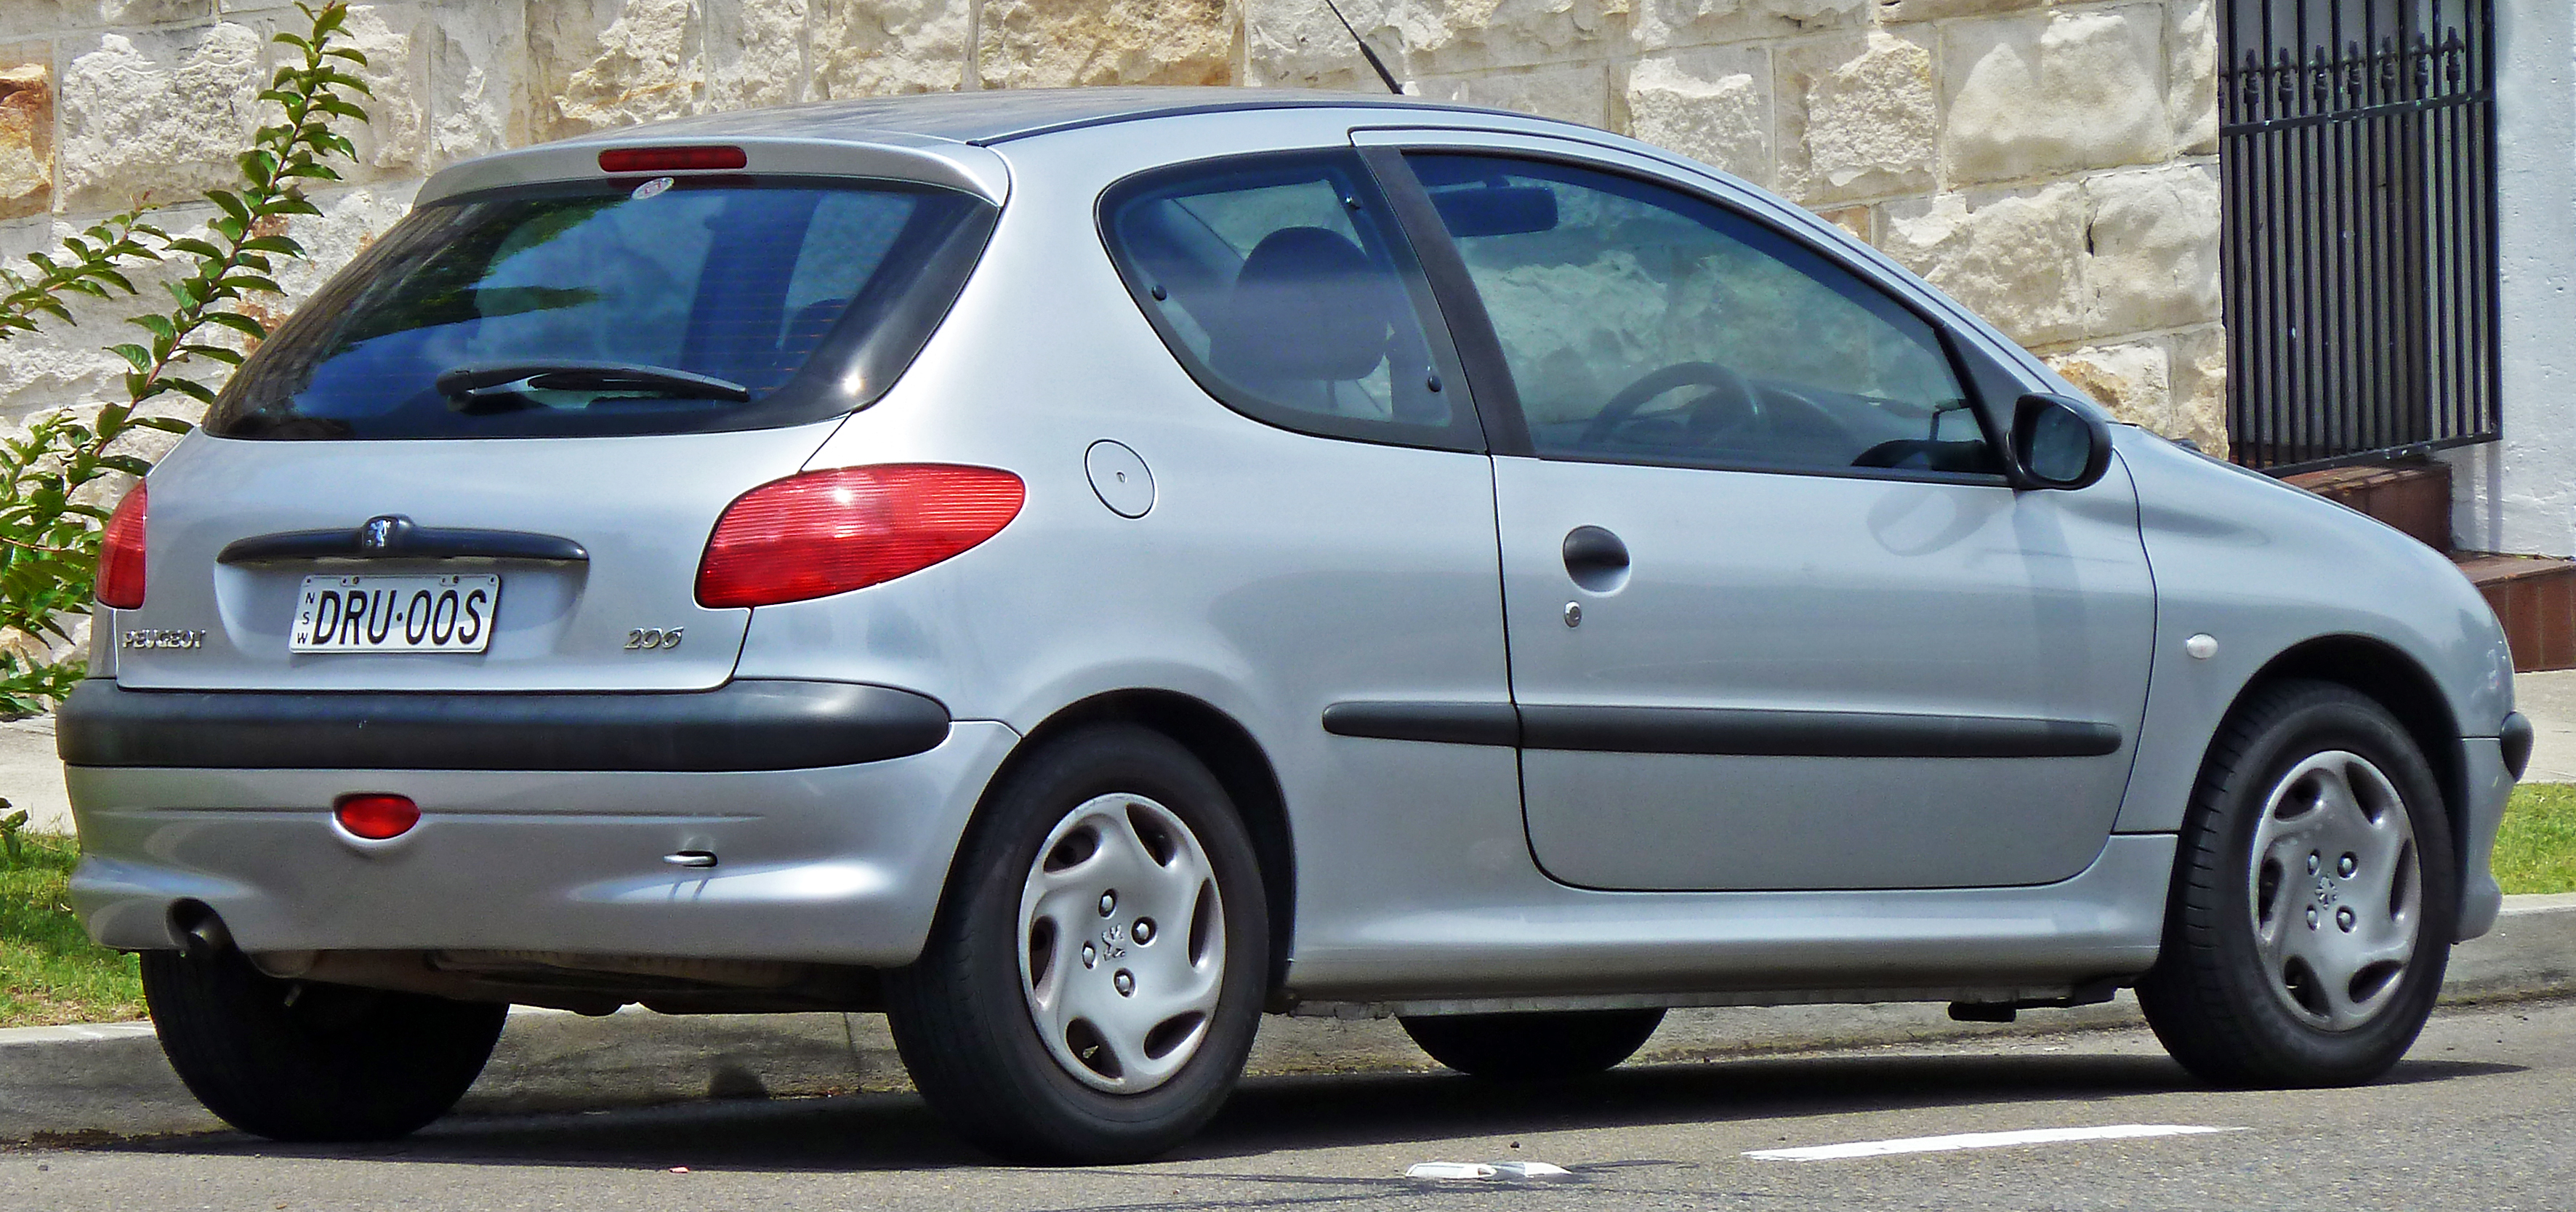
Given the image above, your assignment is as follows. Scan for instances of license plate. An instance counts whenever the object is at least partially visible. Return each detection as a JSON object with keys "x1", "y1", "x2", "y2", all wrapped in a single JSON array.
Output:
[{"x1": 291, "y1": 575, "x2": 499, "y2": 654}]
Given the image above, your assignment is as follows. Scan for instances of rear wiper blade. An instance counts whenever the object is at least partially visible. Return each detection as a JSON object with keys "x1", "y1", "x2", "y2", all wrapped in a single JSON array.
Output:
[{"x1": 434, "y1": 361, "x2": 752, "y2": 404}]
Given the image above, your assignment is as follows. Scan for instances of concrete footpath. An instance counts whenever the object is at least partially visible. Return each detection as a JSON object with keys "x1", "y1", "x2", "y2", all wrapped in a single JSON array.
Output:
[
  {"x1": 0, "y1": 714, "x2": 65, "y2": 834},
  {"x1": 5, "y1": 892, "x2": 2573, "y2": 1144},
  {"x1": 2513, "y1": 668, "x2": 2576, "y2": 782}
]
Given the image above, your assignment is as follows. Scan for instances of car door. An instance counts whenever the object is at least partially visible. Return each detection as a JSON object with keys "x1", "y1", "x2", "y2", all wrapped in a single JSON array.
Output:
[{"x1": 1361, "y1": 135, "x2": 2156, "y2": 891}]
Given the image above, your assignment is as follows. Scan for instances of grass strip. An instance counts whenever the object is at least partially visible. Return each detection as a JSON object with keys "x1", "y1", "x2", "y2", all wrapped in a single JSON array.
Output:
[
  {"x1": 1, "y1": 832, "x2": 142, "y2": 1027},
  {"x1": 2495, "y1": 782, "x2": 2576, "y2": 896}
]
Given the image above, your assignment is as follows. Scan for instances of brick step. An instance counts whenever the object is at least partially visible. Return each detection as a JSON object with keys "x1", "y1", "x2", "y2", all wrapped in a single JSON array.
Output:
[
  {"x1": 2456, "y1": 553, "x2": 2576, "y2": 672},
  {"x1": 2285, "y1": 460, "x2": 2453, "y2": 553}
]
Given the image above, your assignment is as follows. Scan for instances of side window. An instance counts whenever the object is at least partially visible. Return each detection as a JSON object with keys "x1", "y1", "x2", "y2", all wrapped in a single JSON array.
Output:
[
  {"x1": 1101, "y1": 152, "x2": 1479, "y2": 451},
  {"x1": 1406, "y1": 153, "x2": 1997, "y2": 476}
]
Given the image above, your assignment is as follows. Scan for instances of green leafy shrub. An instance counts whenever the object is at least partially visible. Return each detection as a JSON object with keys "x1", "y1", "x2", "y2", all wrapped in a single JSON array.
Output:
[
  {"x1": 0, "y1": 2, "x2": 371, "y2": 715},
  {"x1": 0, "y1": 210, "x2": 163, "y2": 341}
]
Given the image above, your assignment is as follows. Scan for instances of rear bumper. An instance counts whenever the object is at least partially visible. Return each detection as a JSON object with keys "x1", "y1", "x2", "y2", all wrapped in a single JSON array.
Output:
[
  {"x1": 57, "y1": 677, "x2": 949, "y2": 771},
  {"x1": 67, "y1": 721, "x2": 1021, "y2": 963}
]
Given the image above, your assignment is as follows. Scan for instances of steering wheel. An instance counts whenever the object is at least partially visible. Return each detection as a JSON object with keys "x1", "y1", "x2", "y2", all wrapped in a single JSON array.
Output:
[
  {"x1": 1582, "y1": 361, "x2": 1865, "y2": 462},
  {"x1": 1579, "y1": 361, "x2": 1762, "y2": 449}
]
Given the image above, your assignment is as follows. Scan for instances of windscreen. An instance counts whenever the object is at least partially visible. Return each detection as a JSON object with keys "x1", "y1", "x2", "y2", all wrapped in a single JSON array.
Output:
[{"x1": 206, "y1": 177, "x2": 991, "y2": 439}]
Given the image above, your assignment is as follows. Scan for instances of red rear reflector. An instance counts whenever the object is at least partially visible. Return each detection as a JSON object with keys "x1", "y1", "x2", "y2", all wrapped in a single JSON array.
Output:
[
  {"x1": 97, "y1": 482, "x2": 148, "y2": 609},
  {"x1": 334, "y1": 793, "x2": 420, "y2": 840},
  {"x1": 696, "y1": 465, "x2": 1026, "y2": 609},
  {"x1": 598, "y1": 145, "x2": 747, "y2": 174}
]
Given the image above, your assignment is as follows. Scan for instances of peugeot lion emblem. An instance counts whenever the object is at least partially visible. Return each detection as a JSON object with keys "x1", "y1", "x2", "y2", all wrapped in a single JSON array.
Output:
[{"x1": 361, "y1": 515, "x2": 401, "y2": 551}]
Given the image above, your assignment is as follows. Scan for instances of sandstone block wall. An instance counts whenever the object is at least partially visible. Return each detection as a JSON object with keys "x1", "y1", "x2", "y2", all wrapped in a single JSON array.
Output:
[{"x1": 0, "y1": 0, "x2": 2223, "y2": 453}]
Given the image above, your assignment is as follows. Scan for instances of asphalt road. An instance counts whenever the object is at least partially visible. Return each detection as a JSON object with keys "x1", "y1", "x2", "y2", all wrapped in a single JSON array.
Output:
[{"x1": 6, "y1": 998, "x2": 2571, "y2": 1211}]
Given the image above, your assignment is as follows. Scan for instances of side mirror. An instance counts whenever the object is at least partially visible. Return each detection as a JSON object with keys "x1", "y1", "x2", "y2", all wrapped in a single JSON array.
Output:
[{"x1": 2009, "y1": 393, "x2": 2113, "y2": 491}]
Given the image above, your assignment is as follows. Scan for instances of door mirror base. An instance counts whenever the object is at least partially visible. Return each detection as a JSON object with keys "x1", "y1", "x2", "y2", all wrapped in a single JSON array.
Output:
[{"x1": 2009, "y1": 393, "x2": 2114, "y2": 491}]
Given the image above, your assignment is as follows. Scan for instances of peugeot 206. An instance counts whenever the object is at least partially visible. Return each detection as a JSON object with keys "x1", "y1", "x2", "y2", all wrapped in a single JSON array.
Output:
[{"x1": 60, "y1": 89, "x2": 2531, "y2": 1163}]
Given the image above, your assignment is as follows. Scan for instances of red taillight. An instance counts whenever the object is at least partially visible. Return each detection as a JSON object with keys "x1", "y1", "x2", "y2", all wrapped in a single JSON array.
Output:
[
  {"x1": 696, "y1": 465, "x2": 1026, "y2": 609},
  {"x1": 598, "y1": 145, "x2": 747, "y2": 174},
  {"x1": 334, "y1": 793, "x2": 419, "y2": 840},
  {"x1": 97, "y1": 482, "x2": 147, "y2": 609}
]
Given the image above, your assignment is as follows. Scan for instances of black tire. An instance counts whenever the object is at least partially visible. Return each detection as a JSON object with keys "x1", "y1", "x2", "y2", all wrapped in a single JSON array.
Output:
[
  {"x1": 141, "y1": 947, "x2": 507, "y2": 1141},
  {"x1": 2138, "y1": 679, "x2": 2458, "y2": 1087},
  {"x1": 883, "y1": 723, "x2": 1270, "y2": 1164},
  {"x1": 1399, "y1": 1008, "x2": 1666, "y2": 1080}
]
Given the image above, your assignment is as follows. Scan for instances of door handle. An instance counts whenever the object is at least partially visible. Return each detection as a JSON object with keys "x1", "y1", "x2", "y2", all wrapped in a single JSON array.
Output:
[{"x1": 1561, "y1": 526, "x2": 1629, "y2": 592}]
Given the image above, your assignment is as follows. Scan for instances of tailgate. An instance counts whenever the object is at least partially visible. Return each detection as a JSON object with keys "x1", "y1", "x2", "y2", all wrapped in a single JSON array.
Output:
[{"x1": 108, "y1": 422, "x2": 840, "y2": 693}]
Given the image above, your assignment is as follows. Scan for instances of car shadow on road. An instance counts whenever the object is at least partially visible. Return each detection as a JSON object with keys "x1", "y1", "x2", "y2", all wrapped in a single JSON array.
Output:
[{"x1": 91, "y1": 1048, "x2": 2523, "y2": 1174}]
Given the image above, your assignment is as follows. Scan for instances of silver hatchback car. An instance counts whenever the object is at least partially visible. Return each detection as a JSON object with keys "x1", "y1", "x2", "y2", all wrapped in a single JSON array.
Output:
[{"x1": 65, "y1": 88, "x2": 2529, "y2": 1163}]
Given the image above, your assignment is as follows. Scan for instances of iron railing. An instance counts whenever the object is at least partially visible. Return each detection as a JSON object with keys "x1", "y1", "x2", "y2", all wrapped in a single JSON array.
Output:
[{"x1": 2220, "y1": 0, "x2": 2497, "y2": 473}]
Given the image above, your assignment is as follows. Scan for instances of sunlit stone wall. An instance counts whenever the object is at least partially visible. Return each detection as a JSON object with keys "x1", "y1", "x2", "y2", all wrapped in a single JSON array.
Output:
[{"x1": 0, "y1": 0, "x2": 2222, "y2": 451}]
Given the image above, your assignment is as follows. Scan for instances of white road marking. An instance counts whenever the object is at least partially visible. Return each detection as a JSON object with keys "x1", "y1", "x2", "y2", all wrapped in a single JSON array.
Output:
[
  {"x1": 1406, "y1": 1163, "x2": 1497, "y2": 1180},
  {"x1": 1744, "y1": 1123, "x2": 2239, "y2": 1162},
  {"x1": 1404, "y1": 1161, "x2": 1576, "y2": 1181}
]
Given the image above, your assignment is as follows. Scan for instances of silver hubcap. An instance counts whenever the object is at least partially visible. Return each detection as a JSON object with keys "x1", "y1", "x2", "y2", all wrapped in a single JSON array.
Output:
[
  {"x1": 2248, "y1": 750, "x2": 2421, "y2": 1030},
  {"x1": 1018, "y1": 793, "x2": 1225, "y2": 1093}
]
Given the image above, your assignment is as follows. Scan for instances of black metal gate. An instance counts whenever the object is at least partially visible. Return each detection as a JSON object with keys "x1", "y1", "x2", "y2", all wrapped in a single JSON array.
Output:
[{"x1": 2221, "y1": 0, "x2": 2497, "y2": 472}]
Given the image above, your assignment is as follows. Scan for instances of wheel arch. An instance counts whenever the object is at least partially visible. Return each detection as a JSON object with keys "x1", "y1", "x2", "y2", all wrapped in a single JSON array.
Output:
[
  {"x1": 2223, "y1": 633, "x2": 2469, "y2": 904},
  {"x1": 997, "y1": 689, "x2": 1296, "y2": 996}
]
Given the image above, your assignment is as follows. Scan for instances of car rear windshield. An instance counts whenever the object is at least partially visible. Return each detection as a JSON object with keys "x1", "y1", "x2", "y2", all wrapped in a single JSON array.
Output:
[{"x1": 206, "y1": 177, "x2": 994, "y2": 439}]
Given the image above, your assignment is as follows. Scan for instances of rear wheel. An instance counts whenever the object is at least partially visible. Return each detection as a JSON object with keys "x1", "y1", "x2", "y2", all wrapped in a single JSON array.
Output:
[
  {"x1": 142, "y1": 947, "x2": 507, "y2": 1141},
  {"x1": 2138, "y1": 679, "x2": 2457, "y2": 1086},
  {"x1": 885, "y1": 724, "x2": 1268, "y2": 1163},
  {"x1": 1399, "y1": 1008, "x2": 1666, "y2": 1080}
]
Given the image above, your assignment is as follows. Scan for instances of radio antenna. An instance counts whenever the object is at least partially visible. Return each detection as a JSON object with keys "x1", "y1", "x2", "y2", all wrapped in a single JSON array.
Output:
[{"x1": 1319, "y1": 0, "x2": 1405, "y2": 95}]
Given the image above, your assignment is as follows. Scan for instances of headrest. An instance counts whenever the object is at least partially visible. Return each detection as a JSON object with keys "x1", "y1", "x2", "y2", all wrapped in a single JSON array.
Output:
[{"x1": 1206, "y1": 227, "x2": 1394, "y2": 385}]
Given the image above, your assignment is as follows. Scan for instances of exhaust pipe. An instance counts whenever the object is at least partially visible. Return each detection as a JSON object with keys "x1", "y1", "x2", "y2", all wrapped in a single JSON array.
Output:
[{"x1": 168, "y1": 900, "x2": 232, "y2": 958}]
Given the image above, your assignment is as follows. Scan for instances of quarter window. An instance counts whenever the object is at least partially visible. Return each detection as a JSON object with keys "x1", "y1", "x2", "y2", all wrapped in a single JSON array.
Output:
[
  {"x1": 1406, "y1": 153, "x2": 1996, "y2": 476},
  {"x1": 1101, "y1": 152, "x2": 1479, "y2": 451}
]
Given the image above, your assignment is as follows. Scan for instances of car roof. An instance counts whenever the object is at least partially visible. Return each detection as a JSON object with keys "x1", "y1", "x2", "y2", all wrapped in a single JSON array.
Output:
[{"x1": 548, "y1": 87, "x2": 1533, "y2": 149}]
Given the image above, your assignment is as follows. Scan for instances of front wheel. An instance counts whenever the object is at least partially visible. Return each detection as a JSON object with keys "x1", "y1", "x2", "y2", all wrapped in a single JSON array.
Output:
[
  {"x1": 1399, "y1": 1008, "x2": 1666, "y2": 1080},
  {"x1": 884, "y1": 724, "x2": 1269, "y2": 1163},
  {"x1": 2138, "y1": 679, "x2": 2458, "y2": 1087},
  {"x1": 142, "y1": 947, "x2": 507, "y2": 1141}
]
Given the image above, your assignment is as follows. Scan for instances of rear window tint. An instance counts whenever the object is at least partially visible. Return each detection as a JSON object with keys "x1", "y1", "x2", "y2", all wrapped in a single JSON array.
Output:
[{"x1": 208, "y1": 177, "x2": 992, "y2": 439}]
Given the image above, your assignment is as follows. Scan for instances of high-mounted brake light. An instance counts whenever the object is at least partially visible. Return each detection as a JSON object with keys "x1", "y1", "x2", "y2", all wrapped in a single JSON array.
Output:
[
  {"x1": 696, "y1": 465, "x2": 1026, "y2": 609},
  {"x1": 97, "y1": 483, "x2": 148, "y2": 609},
  {"x1": 334, "y1": 793, "x2": 420, "y2": 841},
  {"x1": 598, "y1": 145, "x2": 748, "y2": 174}
]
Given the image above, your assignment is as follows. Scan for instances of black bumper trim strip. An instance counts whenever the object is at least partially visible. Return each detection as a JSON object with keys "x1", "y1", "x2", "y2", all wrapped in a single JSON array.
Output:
[
  {"x1": 58, "y1": 678, "x2": 951, "y2": 772},
  {"x1": 1322, "y1": 701, "x2": 1521, "y2": 747},
  {"x1": 1518, "y1": 705, "x2": 2121, "y2": 758},
  {"x1": 1324, "y1": 701, "x2": 2120, "y2": 758}
]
